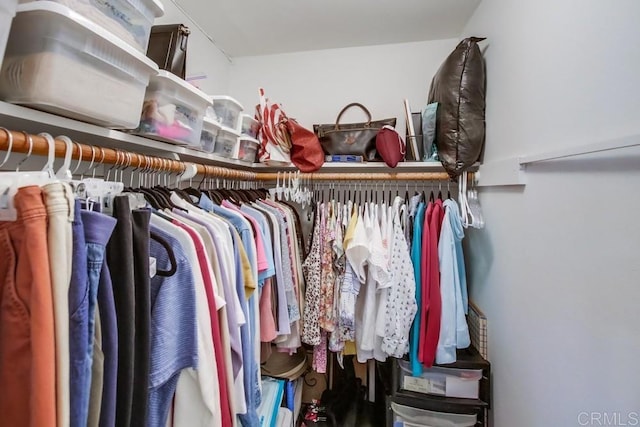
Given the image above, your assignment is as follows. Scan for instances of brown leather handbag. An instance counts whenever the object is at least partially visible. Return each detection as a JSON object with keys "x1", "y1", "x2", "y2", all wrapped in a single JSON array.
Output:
[
  {"x1": 313, "y1": 103, "x2": 396, "y2": 161},
  {"x1": 146, "y1": 24, "x2": 190, "y2": 79}
]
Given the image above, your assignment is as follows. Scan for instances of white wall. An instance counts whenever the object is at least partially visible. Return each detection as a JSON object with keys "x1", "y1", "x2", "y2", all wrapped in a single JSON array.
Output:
[
  {"x1": 228, "y1": 39, "x2": 458, "y2": 136},
  {"x1": 155, "y1": 0, "x2": 232, "y2": 94},
  {"x1": 462, "y1": 1, "x2": 640, "y2": 426}
]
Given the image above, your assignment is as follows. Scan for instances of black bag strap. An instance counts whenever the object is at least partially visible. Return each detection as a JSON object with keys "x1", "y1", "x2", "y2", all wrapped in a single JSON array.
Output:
[{"x1": 335, "y1": 103, "x2": 372, "y2": 129}]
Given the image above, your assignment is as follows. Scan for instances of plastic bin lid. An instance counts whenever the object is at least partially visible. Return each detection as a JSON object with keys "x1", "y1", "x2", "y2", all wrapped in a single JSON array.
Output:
[
  {"x1": 149, "y1": 0, "x2": 165, "y2": 18},
  {"x1": 0, "y1": 0, "x2": 18, "y2": 15},
  {"x1": 212, "y1": 95, "x2": 244, "y2": 110},
  {"x1": 203, "y1": 116, "x2": 222, "y2": 129},
  {"x1": 239, "y1": 135, "x2": 259, "y2": 144},
  {"x1": 218, "y1": 124, "x2": 241, "y2": 137},
  {"x1": 15, "y1": 1, "x2": 158, "y2": 74},
  {"x1": 152, "y1": 70, "x2": 213, "y2": 105}
]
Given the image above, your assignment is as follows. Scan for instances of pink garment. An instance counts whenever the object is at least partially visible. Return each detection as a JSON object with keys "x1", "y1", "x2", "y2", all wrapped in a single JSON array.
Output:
[
  {"x1": 313, "y1": 330, "x2": 328, "y2": 374},
  {"x1": 259, "y1": 278, "x2": 277, "y2": 342}
]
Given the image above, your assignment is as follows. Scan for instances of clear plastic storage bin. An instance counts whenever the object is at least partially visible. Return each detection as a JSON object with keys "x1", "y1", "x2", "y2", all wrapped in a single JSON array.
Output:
[
  {"x1": 213, "y1": 125, "x2": 240, "y2": 158},
  {"x1": 0, "y1": 2, "x2": 158, "y2": 128},
  {"x1": 240, "y1": 113, "x2": 259, "y2": 138},
  {"x1": 236, "y1": 135, "x2": 259, "y2": 162},
  {"x1": 133, "y1": 70, "x2": 212, "y2": 146},
  {"x1": 0, "y1": 0, "x2": 18, "y2": 72},
  {"x1": 197, "y1": 116, "x2": 221, "y2": 153},
  {"x1": 212, "y1": 95, "x2": 243, "y2": 130},
  {"x1": 391, "y1": 402, "x2": 477, "y2": 427},
  {"x1": 398, "y1": 359, "x2": 482, "y2": 399},
  {"x1": 21, "y1": 0, "x2": 164, "y2": 52}
]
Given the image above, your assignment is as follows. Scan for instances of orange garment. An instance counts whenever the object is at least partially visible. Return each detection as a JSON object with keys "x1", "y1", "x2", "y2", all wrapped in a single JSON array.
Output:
[{"x1": 0, "y1": 186, "x2": 56, "y2": 426}]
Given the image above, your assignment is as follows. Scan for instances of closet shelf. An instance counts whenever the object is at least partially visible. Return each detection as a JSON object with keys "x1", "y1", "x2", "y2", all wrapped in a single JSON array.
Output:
[
  {"x1": 0, "y1": 101, "x2": 256, "y2": 170},
  {"x1": 0, "y1": 101, "x2": 476, "y2": 178}
]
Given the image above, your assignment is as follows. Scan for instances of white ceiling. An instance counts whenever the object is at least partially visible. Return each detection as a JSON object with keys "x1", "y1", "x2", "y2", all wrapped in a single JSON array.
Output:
[{"x1": 174, "y1": 0, "x2": 481, "y2": 58}]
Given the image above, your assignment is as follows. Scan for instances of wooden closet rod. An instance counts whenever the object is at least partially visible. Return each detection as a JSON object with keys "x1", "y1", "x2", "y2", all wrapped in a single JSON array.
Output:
[
  {"x1": 0, "y1": 128, "x2": 258, "y2": 180},
  {"x1": 257, "y1": 172, "x2": 455, "y2": 181},
  {"x1": 0, "y1": 128, "x2": 461, "y2": 182}
]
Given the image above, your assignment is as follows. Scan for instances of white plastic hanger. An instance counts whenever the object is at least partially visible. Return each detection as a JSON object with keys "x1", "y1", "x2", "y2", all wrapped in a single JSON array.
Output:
[
  {"x1": 0, "y1": 132, "x2": 54, "y2": 221},
  {"x1": 55, "y1": 135, "x2": 74, "y2": 181},
  {"x1": 0, "y1": 127, "x2": 13, "y2": 169},
  {"x1": 39, "y1": 133, "x2": 57, "y2": 179},
  {"x1": 176, "y1": 162, "x2": 198, "y2": 186}
]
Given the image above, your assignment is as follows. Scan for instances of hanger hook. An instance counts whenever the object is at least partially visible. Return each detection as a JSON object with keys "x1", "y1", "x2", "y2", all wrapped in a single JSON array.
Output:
[
  {"x1": 16, "y1": 132, "x2": 34, "y2": 172},
  {"x1": 55, "y1": 135, "x2": 74, "y2": 180},
  {"x1": 0, "y1": 128, "x2": 14, "y2": 169},
  {"x1": 71, "y1": 142, "x2": 83, "y2": 175},
  {"x1": 38, "y1": 133, "x2": 56, "y2": 177},
  {"x1": 80, "y1": 145, "x2": 96, "y2": 180}
]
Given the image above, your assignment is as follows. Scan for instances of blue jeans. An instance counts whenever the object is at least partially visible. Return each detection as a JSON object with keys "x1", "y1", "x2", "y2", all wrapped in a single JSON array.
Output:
[
  {"x1": 69, "y1": 203, "x2": 116, "y2": 427},
  {"x1": 81, "y1": 209, "x2": 117, "y2": 427},
  {"x1": 69, "y1": 201, "x2": 88, "y2": 427}
]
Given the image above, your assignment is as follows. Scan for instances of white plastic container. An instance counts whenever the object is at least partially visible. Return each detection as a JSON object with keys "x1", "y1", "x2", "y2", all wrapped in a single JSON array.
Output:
[
  {"x1": 236, "y1": 135, "x2": 259, "y2": 163},
  {"x1": 21, "y1": 0, "x2": 164, "y2": 52},
  {"x1": 240, "y1": 113, "x2": 259, "y2": 138},
  {"x1": 0, "y1": 2, "x2": 158, "y2": 128},
  {"x1": 133, "y1": 70, "x2": 212, "y2": 146},
  {"x1": 0, "y1": 0, "x2": 18, "y2": 72},
  {"x1": 213, "y1": 125, "x2": 240, "y2": 158},
  {"x1": 391, "y1": 402, "x2": 477, "y2": 427},
  {"x1": 196, "y1": 116, "x2": 221, "y2": 153},
  {"x1": 398, "y1": 359, "x2": 482, "y2": 399},
  {"x1": 212, "y1": 95, "x2": 243, "y2": 130}
]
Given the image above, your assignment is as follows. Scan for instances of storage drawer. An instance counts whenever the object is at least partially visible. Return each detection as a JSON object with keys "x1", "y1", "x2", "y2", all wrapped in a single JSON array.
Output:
[
  {"x1": 398, "y1": 359, "x2": 482, "y2": 399},
  {"x1": 390, "y1": 402, "x2": 477, "y2": 427}
]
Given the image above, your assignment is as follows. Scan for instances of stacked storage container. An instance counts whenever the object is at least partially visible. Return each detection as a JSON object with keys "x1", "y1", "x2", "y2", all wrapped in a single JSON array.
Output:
[
  {"x1": 20, "y1": 0, "x2": 164, "y2": 52},
  {"x1": 237, "y1": 112, "x2": 259, "y2": 162},
  {"x1": 0, "y1": 1, "x2": 160, "y2": 128},
  {"x1": 0, "y1": 0, "x2": 19, "y2": 71},
  {"x1": 132, "y1": 70, "x2": 212, "y2": 146}
]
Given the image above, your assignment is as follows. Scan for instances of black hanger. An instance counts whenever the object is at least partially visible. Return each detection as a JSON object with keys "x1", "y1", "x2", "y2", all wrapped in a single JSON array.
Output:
[
  {"x1": 150, "y1": 231, "x2": 178, "y2": 277},
  {"x1": 184, "y1": 187, "x2": 202, "y2": 200}
]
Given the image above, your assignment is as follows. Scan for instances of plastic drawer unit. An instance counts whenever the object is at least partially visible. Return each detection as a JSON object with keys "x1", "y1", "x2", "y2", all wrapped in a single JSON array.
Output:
[
  {"x1": 21, "y1": 0, "x2": 164, "y2": 52},
  {"x1": 133, "y1": 70, "x2": 212, "y2": 146},
  {"x1": 0, "y1": 2, "x2": 159, "y2": 128},
  {"x1": 211, "y1": 95, "x2": 243, "y2": 130},
  {"x1": 0, "y1": 0, "x2": 18, "y2": 71}
]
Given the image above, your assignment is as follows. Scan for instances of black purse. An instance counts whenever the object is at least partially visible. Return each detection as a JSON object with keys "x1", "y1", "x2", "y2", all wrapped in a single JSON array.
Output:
[
  {"x1": 313, "y1": 103, "x2": 396, "y2": 161},
  {"x1": 146, "y1": 24, "x2": 190, "y2": 79}
]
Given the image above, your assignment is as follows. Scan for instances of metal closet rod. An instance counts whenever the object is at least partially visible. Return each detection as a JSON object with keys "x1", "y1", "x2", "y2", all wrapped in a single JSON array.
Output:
[{"x1": 0, "y1": 128, "x2": 460, "y2": 181}]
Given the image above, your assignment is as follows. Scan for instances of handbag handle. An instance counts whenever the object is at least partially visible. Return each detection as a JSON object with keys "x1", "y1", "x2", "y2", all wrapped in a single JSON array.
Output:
[{"x1": 334, "y1": 103, "x2": 372, "y2": 129}]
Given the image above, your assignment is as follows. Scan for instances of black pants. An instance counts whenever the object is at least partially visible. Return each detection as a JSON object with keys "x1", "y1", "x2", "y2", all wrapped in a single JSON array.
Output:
[
  {"x1": 130, "y1": 209, "x2": 151, "y2": 427},
  {"x1": 107, "y1": 199, "x2": 151, "y2": 427},
  {"x1": 107, "y1": 196, "x2": 135, "y2": 427}
]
